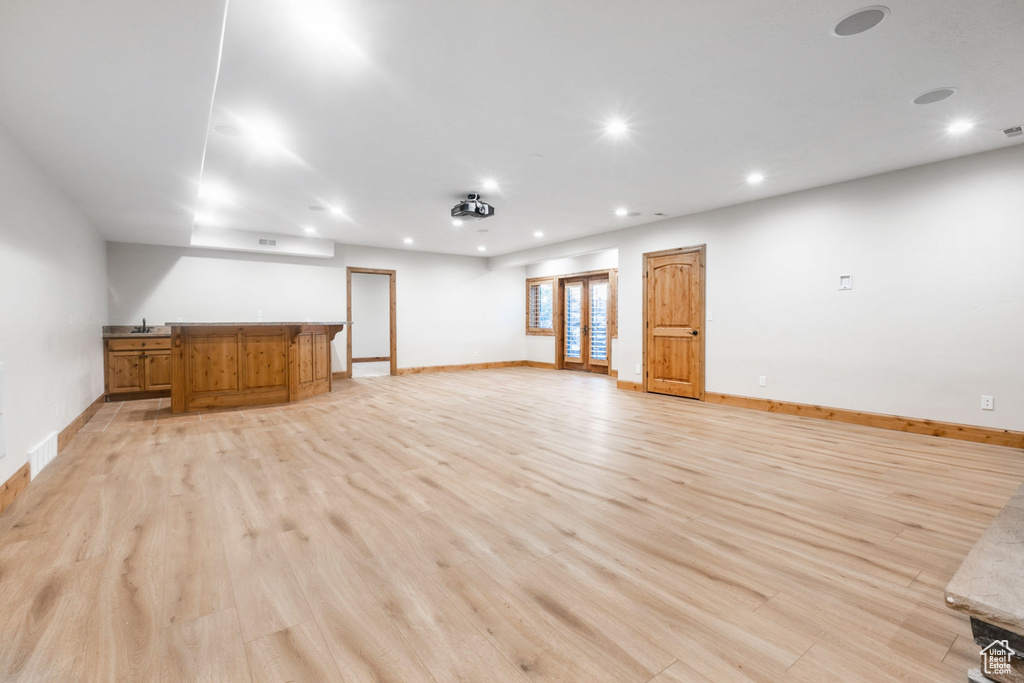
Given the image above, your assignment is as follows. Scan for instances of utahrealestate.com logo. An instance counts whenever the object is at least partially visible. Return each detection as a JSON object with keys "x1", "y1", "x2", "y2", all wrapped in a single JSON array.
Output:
[{"x1": 981, "y1": 640, "x2": 1015, "y2": 677}]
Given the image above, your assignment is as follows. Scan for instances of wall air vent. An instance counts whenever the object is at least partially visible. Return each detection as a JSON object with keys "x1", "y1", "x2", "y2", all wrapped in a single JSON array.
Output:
[
  {"x1": 192, "y1": 227, "x2": 334, "y2": 258},
  {"x1": 1004, "y1": 126, "x2": 1023, "y2": 138}
]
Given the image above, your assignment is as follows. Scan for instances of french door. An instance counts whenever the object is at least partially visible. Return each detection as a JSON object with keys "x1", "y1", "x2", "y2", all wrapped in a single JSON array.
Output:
[{"x1": 563, "y1": 276, "x2": 609, "y2": 374}]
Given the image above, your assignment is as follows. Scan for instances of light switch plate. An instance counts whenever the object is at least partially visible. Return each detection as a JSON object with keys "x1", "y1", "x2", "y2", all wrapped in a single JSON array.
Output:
[{"x1": 839, "y1": 274, "x2": 853, "y2": 290}]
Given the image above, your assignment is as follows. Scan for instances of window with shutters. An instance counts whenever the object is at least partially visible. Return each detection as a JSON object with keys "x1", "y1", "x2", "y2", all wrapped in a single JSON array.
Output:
[{"x1": 526, "y1": 277, "x2": 554, "y2": 335}]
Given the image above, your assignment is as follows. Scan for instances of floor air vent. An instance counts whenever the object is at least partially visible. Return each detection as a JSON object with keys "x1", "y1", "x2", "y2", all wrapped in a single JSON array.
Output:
[{"x1": 29, "y1": 432, "x2": 58, "y2": 480}]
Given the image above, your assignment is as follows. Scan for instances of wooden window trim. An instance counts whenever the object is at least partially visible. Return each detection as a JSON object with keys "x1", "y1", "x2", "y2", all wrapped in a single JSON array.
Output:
[{"x1": 526, "y1": 277, "x2": 555, "y2": 336}]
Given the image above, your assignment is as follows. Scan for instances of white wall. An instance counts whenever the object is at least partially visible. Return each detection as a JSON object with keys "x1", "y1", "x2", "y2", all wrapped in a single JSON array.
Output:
[
  {"x1": 0, "y1": 123, "x2": 108, "y2": 485},
  {"x1": 345, "y1": 246, "x2": 524, "y2": 368},
  {"x1": 510, "y1": 146, "x2": 1024, "y2": 431},
  {"x1": 350, "y1": 272, "x2": 391, "y2": 359},
  {"x1": 107, "y1": 243, "x2": 526, "y2": 372}
]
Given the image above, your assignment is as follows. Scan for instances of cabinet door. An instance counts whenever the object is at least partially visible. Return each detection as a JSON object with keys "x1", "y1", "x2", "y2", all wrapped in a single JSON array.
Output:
[
  {"x1": 144, "y1": 350, "x2": 172, "y2": 390},
  {"x1": 108, "y1": 351, "x2": 144, "y2": 393}
]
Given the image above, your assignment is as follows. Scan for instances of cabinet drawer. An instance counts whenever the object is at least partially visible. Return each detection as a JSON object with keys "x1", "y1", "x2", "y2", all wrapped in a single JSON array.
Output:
[{"x1": 108, "y1": 337, "x2": 171, "y2": 351}]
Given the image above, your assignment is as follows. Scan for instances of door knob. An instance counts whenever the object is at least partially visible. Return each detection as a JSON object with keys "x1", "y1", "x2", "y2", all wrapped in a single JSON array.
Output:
[{"x1": 691, "y1": 330, "x2": 699, "y2": 336}]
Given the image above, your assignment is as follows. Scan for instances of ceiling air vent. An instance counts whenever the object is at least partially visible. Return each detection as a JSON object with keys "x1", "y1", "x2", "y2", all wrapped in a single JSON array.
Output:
[
  {"x1": 258, "y1": 238, "x2": 277, "y2": 247},
  {"x1": 1004, "y1": 126, "x2": 1023, "y2": 138}
]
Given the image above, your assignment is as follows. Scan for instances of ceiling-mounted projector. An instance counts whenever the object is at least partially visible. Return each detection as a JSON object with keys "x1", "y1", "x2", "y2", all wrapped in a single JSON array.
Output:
[{"x1": 451, "y1": 193, "x2": 495, "y2": 221}]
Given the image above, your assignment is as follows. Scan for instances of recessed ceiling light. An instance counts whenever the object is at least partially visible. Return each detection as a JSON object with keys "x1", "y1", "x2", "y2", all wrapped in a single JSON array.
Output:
[
  {"x1": 534, "y1": 231, "x2": 544, "y2": 238},
  {"x1": 477, "y1": 246, "x2": 486, "y2": 252},
  {"x1": 193, "y1": 211, "x2": 220, "y2": 226},
  {"x1": 240, "y1": 116, "x2": 288, "y2": 156},
  {"x1": 482, "y1": 179, "x2": 498, "y2": 190},
  {"x1": 913, "y1": 88, "x2": 958, "y2": 105},
  {"x1": 403, "y1": 238, "x2": 413, "y2": 244},
  {"x1": 947, "y1": 120, "x2": 974, "y2": 135},
  {"x1": 747, "y1": 172, "x2": 765, "y2": 185},
  {"x1": 212, "y1": 124, "x2": 242, "y2": 137},
  {"x1": 614, "y1": 207, "x2": 628, "y2": 217},
  {"x1": 452, "y1": 219, "x2": 463, "y2": 227},
  {"x1": 308, "y1": 205, "x2": 325, "y2": 211},
  {"x1": 833, "y1": 6, "x2": 889, "y2": 37},
  {"x1": 606, "y1": 119, "x2": 628, "y2": 137},
  {"x1": 329, "y1": 206, "x2": 345, "y2": 217},
  {"x1": 198, "y1": 180, "x2": 233, "y2": 206},
  {"x1": 304, "y1": 226, "x2": 316, "y2": 234}
]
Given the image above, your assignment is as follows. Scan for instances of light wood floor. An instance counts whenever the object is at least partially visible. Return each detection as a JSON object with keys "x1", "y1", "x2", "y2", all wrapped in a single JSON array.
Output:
[{"x1": 0, "y1": 368, "x2": 1021, "y2": 682}]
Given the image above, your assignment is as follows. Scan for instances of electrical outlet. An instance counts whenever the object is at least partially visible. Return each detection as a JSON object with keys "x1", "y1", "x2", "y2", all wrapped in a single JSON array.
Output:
[
  {"x1": 635, "y1": 364, "x2": 642, "y2": 375},
  {"x1": 759, "y1": 376, "x2": 767, "y2": 387},
  {"x1": 707, "y1": 311, "x2": 713, "y2": 322},
  {"x1": 982, "y1": 395, "x2": 994, "y2": 411}
]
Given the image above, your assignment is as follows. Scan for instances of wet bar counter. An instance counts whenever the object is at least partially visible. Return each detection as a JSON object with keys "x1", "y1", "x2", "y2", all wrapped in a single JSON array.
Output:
[{"x1": 169, "y1": 322, "x2": 349, "y2": 413}]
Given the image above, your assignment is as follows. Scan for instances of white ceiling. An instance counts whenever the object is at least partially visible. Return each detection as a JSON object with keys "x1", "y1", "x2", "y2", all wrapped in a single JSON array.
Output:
[{"x1": 1, "y1": 0, "x2": 1022, "y2": 257}]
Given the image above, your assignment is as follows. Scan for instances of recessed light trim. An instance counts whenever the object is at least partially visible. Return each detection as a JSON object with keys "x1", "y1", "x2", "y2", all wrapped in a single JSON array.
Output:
[
  {"x1": 947, "y1": 120, "x2": 974, "y2": 135},
  {"x1": 198, "y1": 180, "x2": 233, "y2": 206},
  {"x1": 452, "y1": 219, "x2": 463, "y2": 227},
  {"x1": 303, "y1": 226, "x2": 316, "y2": 234},
  {"x1": 403, "y1": 237, "x2": 413, "y2": 244},
  {"x1": 477, "y1": 246, "x2": 486, "y2": 252},
  {"x1": 605, "y1": 119, "x2": 628, "y2": 137},
  {"x1": 832, "y1": 6, "x2": 889, "y2": 37},
  {"x1": 614, "y1": 207, "x2": 628, "y2": 217},
  {"x1": 913, "y1": 87, "x2": 958, "y2": 105},
  {"x1": 533, "y1": 231, "x2": 544, "y2": 238},
  {"x1": 747, "y1": 172, "x2": 765, "y2": 185},
  {"x1": 482, "y1": 179, "x2": 498, "y2": 191}
]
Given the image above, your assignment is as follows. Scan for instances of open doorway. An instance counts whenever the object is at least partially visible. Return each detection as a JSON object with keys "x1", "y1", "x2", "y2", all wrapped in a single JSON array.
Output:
[{"x1": 346, "y1": 268, "x2": 396, "y2": 377}]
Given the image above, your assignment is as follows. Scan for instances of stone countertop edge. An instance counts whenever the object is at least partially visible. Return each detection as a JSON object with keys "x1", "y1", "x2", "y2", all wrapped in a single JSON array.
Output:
[
  {"x1": 944, "y1": 478, "x2": 1024, "y2": 635},
  {"x1": 103, "y1": 325, "x2": 171, "y2": 338},
  {"x1": 165, "y1": 321, "x2": 352, "y2": 326}
]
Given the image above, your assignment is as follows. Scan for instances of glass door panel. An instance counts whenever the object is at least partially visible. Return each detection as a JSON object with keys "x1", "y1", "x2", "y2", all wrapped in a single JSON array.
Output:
[
  {"x1": 589, "y1": 280, "x2": 608, "y2": 363},
  {"x1": 565, "y1": 282, "x2": 583, "y2": 362}
]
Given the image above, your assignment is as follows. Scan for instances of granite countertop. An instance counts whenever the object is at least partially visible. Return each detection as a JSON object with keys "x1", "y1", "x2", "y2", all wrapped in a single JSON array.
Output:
[
  {"x1": 167, "y1": 321, "x2": 351, "y2": 326},
  {"x1": 103, "y1": 325, "x2": 171, "y2": 338},
  {"x1": 945, "y1": 479, "x2": 1024, "y2": 634}
]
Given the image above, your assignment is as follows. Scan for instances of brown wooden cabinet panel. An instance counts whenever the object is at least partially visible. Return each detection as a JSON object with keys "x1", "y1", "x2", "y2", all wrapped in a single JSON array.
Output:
[
  {"x1": 171, "y1": 323, "x2": 346, "y2": 413},
  {"x1": 296, "y1": 333, "x2": 314, "y2": 384},
  {"x1": 243, "y1": 334, "x2": 288, "y2": 389},
  {"x1": 145, "y1": 350, "x2": 172, "y2": 390},
  {"x1": 313, "y1": 333, "x2": 329, "y2": 382},
  {"x1": 190, "y1": 335, "x2": 239, "y2": 394},
  {"x1": 108, "y1": 351, "x2": 144, "y2": 393}
]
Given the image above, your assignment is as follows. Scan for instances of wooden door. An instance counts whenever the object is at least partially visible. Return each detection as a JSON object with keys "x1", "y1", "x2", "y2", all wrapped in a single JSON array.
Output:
[
  {"x1": 563, "y1": 279, "x2": 586, "y2": 371},
  {"x1": 563, "y1": 276, "x2": 610, "y2": 375},
  {"x1": 645, "y1": 247, "x2": 704, "y2": 398},
  {"x1": 587, "y1": 278, "x2": 610, "y2": 374}
]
